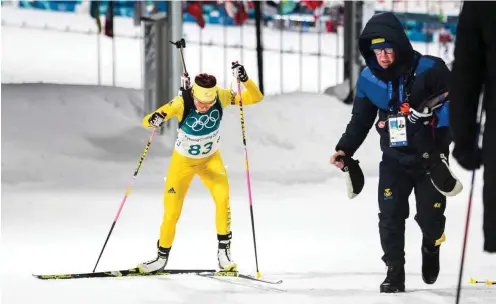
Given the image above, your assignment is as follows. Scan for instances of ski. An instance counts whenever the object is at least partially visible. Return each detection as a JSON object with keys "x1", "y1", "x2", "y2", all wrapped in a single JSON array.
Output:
[
  {"x1": 418, "y1": 90, "x2": 449, "y2": 111},
  {"x1": 33, "y1": 268, "x2": 283, "y2": 285},
  {"x1": 199, "y1": 271, "x2": 283, "y2": 285},
  {"x1": 469, "y1": 277, "x2": 495, "y2": 286},
  {"x1": 33, "y1": 267, "x2": 216, "y2": 280}
]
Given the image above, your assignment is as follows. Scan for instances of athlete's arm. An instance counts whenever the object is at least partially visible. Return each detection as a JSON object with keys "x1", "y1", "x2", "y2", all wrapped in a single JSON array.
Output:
[
  {"x1": 217, "y1": 79, "x2": 264, "y2": 108},
  {"x1": 142, "y1": 96, "x2": 185, "y2": 128}
]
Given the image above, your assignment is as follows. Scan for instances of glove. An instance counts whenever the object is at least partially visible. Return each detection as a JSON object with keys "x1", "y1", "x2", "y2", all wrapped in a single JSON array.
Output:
[
  {"x1": 231, "y1": 62, "x2": 248, "y2": 82},
  {"x1": 407, "y1": 108, "x2": 433, "y2": 136},
  {"x1": 148, "y1": 112, "x2": 166, "y2": 127},
  {"x1": 408, "y1": 107, "x2": 433, "y2": 125},
  {"x1": 452, "y1": 145, "x2": 483, "y2": 170},
  {"x1": 336, "y1": 155, "x2": 364, "y2": 199},
  {"x1": 422, "y1": 150, "x2": 463, "y2": 197}
]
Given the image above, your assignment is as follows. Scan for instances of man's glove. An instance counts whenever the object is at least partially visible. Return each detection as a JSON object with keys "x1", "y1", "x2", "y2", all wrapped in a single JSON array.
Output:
[
  {"x1": 148, "y1": 112, "x2": 166, "y2": 127},
  {"x1": 407, "y1": 108, "x2": 433, "y2": 135},
  {"x1": 336, "y1": 155, "x2": 364, "y2": 199},
  {"x1": 231, "y1": 62, "x2": 248, "y2": 82},
  {"x1": 408, "y1": 107, "x2": 433, "y2": 125}
]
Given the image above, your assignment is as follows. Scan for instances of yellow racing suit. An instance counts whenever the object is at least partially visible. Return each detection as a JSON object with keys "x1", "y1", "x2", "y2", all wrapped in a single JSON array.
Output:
[{"x1": 142, "y1": 79, "x2": 263, "y2": 248}]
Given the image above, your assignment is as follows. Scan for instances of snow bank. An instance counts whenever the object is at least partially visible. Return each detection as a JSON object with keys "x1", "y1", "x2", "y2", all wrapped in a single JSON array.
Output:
[{"x1": 1, "y1": 83, "x2": 382, "y2": 190}]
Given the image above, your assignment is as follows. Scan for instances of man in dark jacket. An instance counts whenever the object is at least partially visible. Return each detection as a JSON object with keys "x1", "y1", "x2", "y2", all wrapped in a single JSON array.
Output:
[
  {"x1": 330, "y1": 12, "x2": 462, "y2": 293},
  {"x1": 450, "y1": 2, "x2": 496, "y2": 253}
]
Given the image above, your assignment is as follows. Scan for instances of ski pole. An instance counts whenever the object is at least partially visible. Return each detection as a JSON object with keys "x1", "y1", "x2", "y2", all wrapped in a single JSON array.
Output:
[
  {"x1": 169, "y1": 38, "x2": 190, "y2": 89},
  {"x1": 235, "y1": 73, "x2": 261, "y2": 279},
  {"x1": 455, "y1": 99, "x2": 484, "y2": 304},
  {"x1": 93, "y1": 127, "x2": 158, "y2": 272},
  {"x1": 455, "y1": 162, "x2": 477, "y2": 303}
]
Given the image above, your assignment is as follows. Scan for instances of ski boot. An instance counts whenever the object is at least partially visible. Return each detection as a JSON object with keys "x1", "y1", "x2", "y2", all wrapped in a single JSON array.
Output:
[
  {"x1": 380, "y1": 264, "x2": 405, "y2": 293},
  {"x1": 218, "y1": 233, "x2": 237, "y2": 271},
  {"x1": 137, "y1": 244, "x2": 170, "y2": 274},
  {"x1": 421, "y1": 241, "x2": 441, "y2": 284}
]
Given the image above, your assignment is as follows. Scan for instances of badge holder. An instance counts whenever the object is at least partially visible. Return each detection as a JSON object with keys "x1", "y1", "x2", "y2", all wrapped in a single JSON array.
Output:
[{"x1": 388, "y1": 114, "x2": 408, "y2": 147}]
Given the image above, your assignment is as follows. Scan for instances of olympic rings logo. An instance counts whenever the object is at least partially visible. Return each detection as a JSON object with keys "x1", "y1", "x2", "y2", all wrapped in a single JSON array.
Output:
[{"x1": 185, "y1": 109, "x2": 220, "y2": 131}]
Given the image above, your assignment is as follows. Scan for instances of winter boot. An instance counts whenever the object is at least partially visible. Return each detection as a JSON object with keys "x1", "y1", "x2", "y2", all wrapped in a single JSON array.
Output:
[
  {"x1": 137, "y1": 244, "x2": 170, "y2": 274},
  {"x1": 217, "y1": 233, "x2": 237, "y2": 271},
  {"x1": 380, "y1": 264, "x2": 405, "y2": 293},
  {"x1": 421, "y1": 240, "x2": 441, "y2": 284},
  {"x1": 425, "y1": 152, "x2": 463, "y2": 197}
]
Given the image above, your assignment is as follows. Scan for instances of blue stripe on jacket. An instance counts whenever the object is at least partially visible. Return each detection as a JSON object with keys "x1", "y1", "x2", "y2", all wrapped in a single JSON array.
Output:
[{"x1": 356, "y1": 57, "x2": 448, "y2": 128}]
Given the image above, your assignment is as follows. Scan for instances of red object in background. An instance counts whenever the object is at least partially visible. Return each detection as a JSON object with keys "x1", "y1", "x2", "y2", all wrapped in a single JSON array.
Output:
[
  {"x1": 326, "y1": 20, "x2": 335, "y2": 33},
  {"x1": 225, "y1": 1, "x2": 248, "y2": 25},
  {"x1": 302, "y1": 1, "x2": 323, "y2": 10},
  {"x1": 104, "y1": 0, "x2": 114, "y2": 38},
  {"x1": 186, "y1": 1, "x2": 205, "y2": 28},
  {"x1": 439, "y1": 32, "x2": 453, "y2": 43},
  {"x1": 234, "y1": 1, "x2": 248, "y2": 25}
]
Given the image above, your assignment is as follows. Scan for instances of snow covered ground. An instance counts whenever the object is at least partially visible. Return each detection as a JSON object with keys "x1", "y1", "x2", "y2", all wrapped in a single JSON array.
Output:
[
  {"x1": 2, "y1": 83, "x2": 496, "y2": 304},
  {"x1": 1, "y1": 5, "x2": 495, "y2": 304}
]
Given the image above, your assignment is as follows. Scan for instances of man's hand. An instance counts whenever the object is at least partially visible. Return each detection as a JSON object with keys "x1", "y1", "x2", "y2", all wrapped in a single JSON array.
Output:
[
  {"x1": 408, "y1": 108, "x2": 433, "y2": 125},
  {"x1": 453, "y1": 145, "x2": 483, "y2": 170},
  {"x1": 330, "y1": 150, "x2": 346, "y2": 169}
]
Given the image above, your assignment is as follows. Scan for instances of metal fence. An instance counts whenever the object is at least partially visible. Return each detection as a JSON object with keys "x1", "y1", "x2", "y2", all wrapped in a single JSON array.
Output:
[
  {"x1": 2, "y1": 1, "x2": 460, "y2": 96},
  {"x1": 187, "y1": 9, "x2": 345, "y2": 95}
]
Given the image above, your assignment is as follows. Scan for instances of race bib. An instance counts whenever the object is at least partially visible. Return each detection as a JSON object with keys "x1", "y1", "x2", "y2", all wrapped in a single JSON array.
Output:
[
  {"x1": 388, "y1": 116, "x2": 408, "y2": 147},
  {"x1": 175, "y1": 128, "x2": 221, "y2": 158}
]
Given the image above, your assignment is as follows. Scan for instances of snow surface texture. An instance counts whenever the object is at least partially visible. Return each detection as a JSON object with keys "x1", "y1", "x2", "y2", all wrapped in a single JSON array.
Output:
[{"x1": 2, "y1": 84, "x2": 495, "y2": 304}]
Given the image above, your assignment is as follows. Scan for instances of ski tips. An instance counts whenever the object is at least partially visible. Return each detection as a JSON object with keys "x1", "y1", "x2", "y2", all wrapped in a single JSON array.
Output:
[{"x1": 469, "y1": 277, "x2": 495, "y2": 286}]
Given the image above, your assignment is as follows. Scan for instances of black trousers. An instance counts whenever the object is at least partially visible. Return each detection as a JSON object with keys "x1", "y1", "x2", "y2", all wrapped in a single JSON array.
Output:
[
  {"x1": 483, "y1": 127, "x2": 496, "y2": 252},
  {"x1": 378, "y1": 159, "x2": 447, "y2": 266}
]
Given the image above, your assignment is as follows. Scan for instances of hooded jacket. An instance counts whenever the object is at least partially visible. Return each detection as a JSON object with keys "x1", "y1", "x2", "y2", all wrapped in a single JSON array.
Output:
[
  {"x1": 359, "y1": 12, "x2": 415, "y2": 82},
  {"x1": 335, "y1": 12, "x2": 451, "y2": 167}
]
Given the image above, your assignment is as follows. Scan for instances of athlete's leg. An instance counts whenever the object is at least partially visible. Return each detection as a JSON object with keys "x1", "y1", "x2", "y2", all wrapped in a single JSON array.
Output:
[
  {"x1": 197, "y1": 151, "x2": 235, "y2": 270},
  {"x1": 159, "y1": 151, "x2": 197, "y2": 248},
  {"x1": 138, "y1": 151, "x2": 198, "y2": 273},
  {"x1": 197, "y1": 151, "x2": 231, "y2": 236}
]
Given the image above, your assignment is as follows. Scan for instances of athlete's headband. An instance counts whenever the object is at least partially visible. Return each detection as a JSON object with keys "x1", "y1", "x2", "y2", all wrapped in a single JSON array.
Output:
[{"x1": 192, "y1": 83, "x2": 217, "y2": 103}]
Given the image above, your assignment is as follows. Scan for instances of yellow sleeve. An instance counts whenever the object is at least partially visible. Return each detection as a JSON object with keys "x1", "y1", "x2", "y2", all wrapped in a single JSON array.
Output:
[
  {"x1": 142, "y1": 96, "x2": 185, "y2": 128},
  {"x1": 217, "y1": 79, "x2": 264, "y2": 108}
]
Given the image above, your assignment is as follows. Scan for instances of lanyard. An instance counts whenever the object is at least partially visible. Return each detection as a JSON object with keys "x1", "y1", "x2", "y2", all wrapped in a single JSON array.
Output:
[{"x1": 388, "y1": 76, "x2": 404, "y2": 112}]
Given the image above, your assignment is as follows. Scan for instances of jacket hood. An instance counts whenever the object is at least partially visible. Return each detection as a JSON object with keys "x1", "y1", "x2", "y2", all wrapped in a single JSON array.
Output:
[{"x1": 359, "y1": 12, "x2": 415, "y2": 81}]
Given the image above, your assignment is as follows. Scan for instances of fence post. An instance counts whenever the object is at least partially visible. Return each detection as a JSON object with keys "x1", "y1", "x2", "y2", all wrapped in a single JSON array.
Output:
[
  {"x1": 254, "y1": 1, "x2": 264, "y2": 95},
  {"x1": 279, "y1": 8, "x2": 283, "y2": 94},
  {"x1": 299, "y1": 11, "x2": 303, "y2": 92},
  {"x1": 317, "y1": 14, "x2": 322, "y2": 93},
  {"x1": 96, "y1": 32, "x2": 101, "y2": 85},
  {"x1": 142, "y1": 13, "x2": 169, "y2": 121},
  {"x1": 112, "y1": 36, "x2": 116, "y2": 87}
]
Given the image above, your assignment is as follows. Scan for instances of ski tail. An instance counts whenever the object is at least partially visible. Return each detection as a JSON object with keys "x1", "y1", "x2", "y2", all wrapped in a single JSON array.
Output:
[
  {"x1": 469, "y1": 277, "x2": 495, "y2": 286},
  {"x1": 418, "y1": 89, "x2": 449, "y2": 111},
  {"x1": 199, "y1": 271, "x2": 283, "y2": 284}
]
